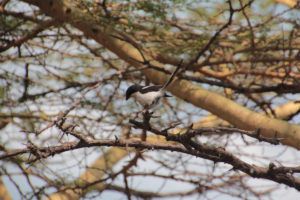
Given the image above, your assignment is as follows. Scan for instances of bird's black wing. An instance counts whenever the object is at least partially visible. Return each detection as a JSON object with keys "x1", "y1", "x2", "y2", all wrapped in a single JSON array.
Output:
[{"x1": 139, "y1": 85, "x2": 163, "y2": 93}]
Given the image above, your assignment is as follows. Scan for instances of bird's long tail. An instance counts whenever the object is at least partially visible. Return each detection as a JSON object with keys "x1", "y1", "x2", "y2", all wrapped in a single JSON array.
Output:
[{"x1": 161, "y1": 60, "x2": 183, "y2": 90}]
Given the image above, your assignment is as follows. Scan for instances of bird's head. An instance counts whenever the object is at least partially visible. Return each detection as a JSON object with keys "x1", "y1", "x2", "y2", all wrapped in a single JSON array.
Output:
[{"x1": 126, "y1": 84, "x2": 142, "y2": 100}]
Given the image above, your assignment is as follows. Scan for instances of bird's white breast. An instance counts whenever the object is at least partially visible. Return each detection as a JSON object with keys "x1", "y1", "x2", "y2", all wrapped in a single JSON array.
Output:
[{"x1": 132, "y1": 91, "x2": 163, "y2": 107}]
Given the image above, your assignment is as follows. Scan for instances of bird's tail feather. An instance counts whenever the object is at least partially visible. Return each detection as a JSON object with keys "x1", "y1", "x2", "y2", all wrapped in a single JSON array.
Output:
[{"x1": 161, "y1": 60, "x2": 183, "y2": 90}]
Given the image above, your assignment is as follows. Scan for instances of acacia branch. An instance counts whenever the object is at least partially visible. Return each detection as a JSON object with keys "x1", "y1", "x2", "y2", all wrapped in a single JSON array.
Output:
[
  {"x1": 1, "y1": 134, "x2": 300, "y2": 190},
  {"x1": 0, "y1": 178, "x2": 11, "y2": 200},
  {"x1": 20, "y1": 0, "x2": 300, "y2": 149},
  {"x1": 0, "y1": 19, "x2": 57, "y2": 52},
  {"x1": 129, "y1": 121, "x2": 300, "y2": 190}
]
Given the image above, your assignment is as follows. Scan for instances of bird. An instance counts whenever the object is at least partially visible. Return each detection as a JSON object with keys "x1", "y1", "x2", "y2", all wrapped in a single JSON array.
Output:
[{"x1": 126, "y1": 61, "x2": 182, "y2": 110}]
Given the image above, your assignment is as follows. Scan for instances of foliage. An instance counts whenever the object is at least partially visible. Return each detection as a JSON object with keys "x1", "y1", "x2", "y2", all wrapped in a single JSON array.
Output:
[{"x1": 0, "y1": 0, "x2": 300, "y2": 199}]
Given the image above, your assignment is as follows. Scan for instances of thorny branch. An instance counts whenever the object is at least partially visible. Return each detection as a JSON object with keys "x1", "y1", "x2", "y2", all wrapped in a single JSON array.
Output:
[
  {"x1": 0, "y1": 19, "x2": 57, "y2": 52},
  {"x1": 1, "y1": 116, "x2": 300, "y2": 190},
  {"x1": 186, "y1": 0, "x2": 254, "y2": 69},
  {"x1": 1, "y1": 0, "x2": 300, "y2": 199},
  {"x1": 129, "y1": 119, "x2": 300, "y2": 190}
]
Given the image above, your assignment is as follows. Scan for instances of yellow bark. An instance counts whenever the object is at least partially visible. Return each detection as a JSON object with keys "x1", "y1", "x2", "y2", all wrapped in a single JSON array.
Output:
[
  {"x1": 22, "y1": 0, "x2": 300, "y2": 149},
  {"x1": 47, "y1": 100, "x2": 300, "y2": 199},
  {"x1": 48, "y1": 135, "x2": 170, "y2": 200},
  {"x1": 276, "y1": 0, "x2": 297, "y2": 7},
  {"x1": 48, "y1": 148, "x2": 129, "y2": 200},
  {"x1": 0, "y1": 178, "x2": 11, "y2": 200}
]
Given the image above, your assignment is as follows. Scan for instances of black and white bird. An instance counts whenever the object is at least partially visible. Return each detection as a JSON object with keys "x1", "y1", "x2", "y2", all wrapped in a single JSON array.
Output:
[{"x1": 126, "y1": 63, "x2": 182, "y2": 109}]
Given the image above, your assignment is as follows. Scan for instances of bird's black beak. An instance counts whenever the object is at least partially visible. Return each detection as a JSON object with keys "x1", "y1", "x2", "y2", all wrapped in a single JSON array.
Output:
[{"x1": 126, "y1": 93, "x2": 130, "y2": 100}]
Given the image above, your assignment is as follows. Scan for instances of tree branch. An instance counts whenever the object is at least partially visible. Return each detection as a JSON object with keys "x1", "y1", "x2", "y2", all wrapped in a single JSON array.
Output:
[
  {"x1": 1, "y1": 135, "x2": 300, "y2": 190},
  {"x1": 20, "y1": 0, "x2": 300, "y2": 149}
]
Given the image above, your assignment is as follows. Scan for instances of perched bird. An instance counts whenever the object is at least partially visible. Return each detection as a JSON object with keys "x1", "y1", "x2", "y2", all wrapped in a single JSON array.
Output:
[{"x1": 126, "y1": 62, "x2": 182, "y2": 109}]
